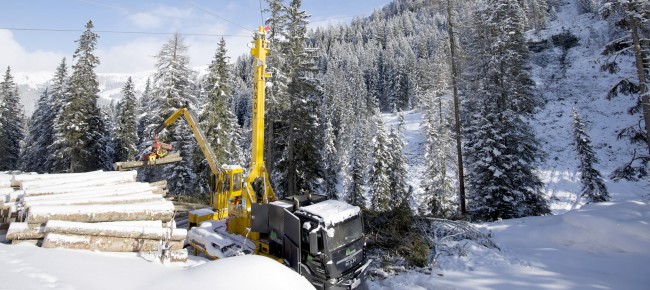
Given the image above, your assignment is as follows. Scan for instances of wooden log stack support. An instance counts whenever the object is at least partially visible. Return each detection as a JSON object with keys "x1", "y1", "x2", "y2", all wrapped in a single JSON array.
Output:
[{"x1": 0, "y1": 170, "x2": 187, "y2": 262}]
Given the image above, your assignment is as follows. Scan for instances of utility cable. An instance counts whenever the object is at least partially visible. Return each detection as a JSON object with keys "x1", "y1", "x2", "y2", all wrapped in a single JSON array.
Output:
[
  {"x1": 0, "y1": 27, "x2": 251, "y2": 37},
  {"x1": 259, "y1": 0, "x2": 265, "y2": 26},
  {"x1": 182, "y1": 0, "x2": 254, "y2": 32}
]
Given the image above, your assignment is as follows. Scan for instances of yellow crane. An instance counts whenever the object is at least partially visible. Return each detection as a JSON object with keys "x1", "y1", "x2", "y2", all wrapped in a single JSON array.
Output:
[{"x1": 127, "y1": 26, "x2": 370, "y2": 290}]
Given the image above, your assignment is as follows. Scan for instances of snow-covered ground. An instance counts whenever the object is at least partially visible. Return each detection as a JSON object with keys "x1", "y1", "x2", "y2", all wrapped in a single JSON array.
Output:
[
  {"x1": 0, "y1": 244, "x2": 315, "y2": 290},
  {"x1": 369, "y1": 2, "x2": 650, "y2": 289}
]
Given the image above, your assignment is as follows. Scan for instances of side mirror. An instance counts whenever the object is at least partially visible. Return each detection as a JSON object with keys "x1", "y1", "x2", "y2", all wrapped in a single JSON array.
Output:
[{"x1": 309, "y1": 230, "x2": 319, "y2": 255}]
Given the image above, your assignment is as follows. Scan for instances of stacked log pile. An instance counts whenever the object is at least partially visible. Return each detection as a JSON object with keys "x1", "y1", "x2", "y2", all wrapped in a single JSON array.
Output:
[{"x1": 0, "y1": 170, "x2": 187, "y2": 262}]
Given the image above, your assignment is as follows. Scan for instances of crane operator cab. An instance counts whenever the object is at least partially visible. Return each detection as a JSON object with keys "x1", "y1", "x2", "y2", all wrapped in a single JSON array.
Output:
[{"x1": 188, "y1": 165, "x2": 243, "y2": 227}]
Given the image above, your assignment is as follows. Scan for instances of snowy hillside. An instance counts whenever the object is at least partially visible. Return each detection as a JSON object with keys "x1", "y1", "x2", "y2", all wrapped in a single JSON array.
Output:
[{"x1": 369, "y1": 1, "x2": 650, "y2": 289}]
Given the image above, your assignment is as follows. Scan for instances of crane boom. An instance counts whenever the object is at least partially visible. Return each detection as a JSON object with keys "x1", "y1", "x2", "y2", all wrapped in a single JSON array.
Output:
[
  {"x1": 154, "y1": 107, "x2": 221, "y2": 175},
  {"x1": 246, "y1": 26, "x2": 275, "y2": 203}
]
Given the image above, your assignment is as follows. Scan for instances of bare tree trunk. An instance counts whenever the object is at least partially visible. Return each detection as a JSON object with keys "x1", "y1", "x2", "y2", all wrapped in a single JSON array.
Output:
[
  {"x1": 629, "y1": 15, "x2": 650, "y2": 154},
  {"x1": 447, "y1": 0, "x2": 467, "y2": 215}
]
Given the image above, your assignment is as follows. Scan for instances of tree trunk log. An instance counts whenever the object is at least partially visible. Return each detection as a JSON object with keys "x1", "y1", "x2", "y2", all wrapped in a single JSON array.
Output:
[
  {"x1": 11, "y1": 170, "x2": 106, "y2": 187},
  {"x1": 44, "y1": 220, "x2": 186, "y2": 241},
  {"x1": 19, "y1": 171, "x2": 138, "y2": 190},
  {"x1": 23, "y1": 183, "x2": 153, "y2": 199},
  {"x1": 24, "y1": 193, "x2": 164, "y2": 208},
  {"x1": 26, "y1": 201, "x2": 175, "y2": 224},
  {"x1": 42, "y1": 233, "x2": 184, "y2": 252},
  {"x1": 6, "y1": 222, "x2": 45, "y2": 240}
]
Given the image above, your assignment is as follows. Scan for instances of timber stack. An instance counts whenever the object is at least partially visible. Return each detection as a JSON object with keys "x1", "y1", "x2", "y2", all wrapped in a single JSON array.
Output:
[{"x1": 0, "y1": 170, "x2": 187, "y2": 262}]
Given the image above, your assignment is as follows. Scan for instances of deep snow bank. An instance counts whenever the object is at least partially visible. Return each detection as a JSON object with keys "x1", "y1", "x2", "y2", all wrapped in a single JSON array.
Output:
[{"x1": 369, "y1": 200, "x2": 650, "y2": 290}]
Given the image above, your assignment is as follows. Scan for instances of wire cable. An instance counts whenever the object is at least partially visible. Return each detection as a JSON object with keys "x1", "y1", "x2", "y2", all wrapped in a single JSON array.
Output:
[
  {"x1": 0, "y1": 27, "x2": 251, "y2": 37},
  {"x1": 259, "y1": 0, "x2": 265, "y2": 26},
  {"x1": 182, "y1": 0, "x2": 254, "y2": 32}
]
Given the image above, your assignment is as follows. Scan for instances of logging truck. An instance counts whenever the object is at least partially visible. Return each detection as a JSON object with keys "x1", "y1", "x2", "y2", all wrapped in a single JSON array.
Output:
[{"x1": 131, "y1": 26, "x2": 370, "y2": 289}]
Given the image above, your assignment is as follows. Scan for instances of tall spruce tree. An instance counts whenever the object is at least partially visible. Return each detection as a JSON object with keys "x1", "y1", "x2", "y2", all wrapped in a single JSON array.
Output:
[
  {"x1": 114, "y1": 77, "x2": 138, "y2": 162},
  {"x1": 194, "y1": 38, "x2": 244, "y2": 196},
  {"x1": 47, "y1": 58, "x2": 71, "y2": 173},
  {"x1": 346, "y1": 127, "x2": 368, "y2": 210},
  {"x1": 572, "y1": 108, "x2": 609, "y2": 203},
  {"x1": 464, "y1": 0, "x2": 549, "y2": 220},
  {"x1": 0, "y1": 67, "x2": 25, "y2": 171},
  {"x1": 319, "y1": 114, "x2": 338, "y2": 199},
  {"x1": 420, "y1": 90, "x2": 458, "y2": 218},
  {"x1": 135, "y1": 78, "x2": 159, "y2": 182},
  {"x1": 276, "y1": 0, "x2": 324, "y2": 196},
  {"x1": 153, "y1": 33, "x2": 198, "y2": 196},
  {"x1": 387, "y1": 120, "x2": 409, "y2": 205},
  {"x1": 264, "y1": 0, "x2": 290, "y2": 180},
  {"x1": 21, "y1": 89, "x2": 51, "y2": 173},
  {"x1": 53, "y1": 21, "x2": 105, "y2": 172},
  {"x1": 369, "y1": 116, "x2": 392, "y2": 212}
]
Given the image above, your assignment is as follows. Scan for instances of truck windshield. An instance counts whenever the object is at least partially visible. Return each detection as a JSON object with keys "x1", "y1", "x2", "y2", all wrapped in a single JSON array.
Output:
[{"x1": 327, "y1": 216, "x2": 363, "y2": 250}]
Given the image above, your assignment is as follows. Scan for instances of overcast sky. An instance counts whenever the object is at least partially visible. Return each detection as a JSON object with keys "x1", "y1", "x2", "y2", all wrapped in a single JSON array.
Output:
[{"x1": 0, "y1": 0, "x2": 391, "y2": 74}]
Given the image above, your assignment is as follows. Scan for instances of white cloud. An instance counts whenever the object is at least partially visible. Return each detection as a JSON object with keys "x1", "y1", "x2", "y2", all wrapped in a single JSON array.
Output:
[
  {"x1": 96, "y1": 37, "x2": 164, "y2": 73},
  {"x1": 128, "y1": 6, "x2": 194, "y2": 30},
  {"x1": 0, "y1": 29, "x2": 67, "y2": 73},
  {"x1": 129, "y1": 12, "x2": 162, "y2": 29}
]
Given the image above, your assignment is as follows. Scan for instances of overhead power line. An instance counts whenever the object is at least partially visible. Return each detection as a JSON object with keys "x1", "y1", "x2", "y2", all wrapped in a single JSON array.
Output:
[
  {"x1": 0, "y1": 27, "x2": 251, "y2": 37},
  {"x1": 182, "y1": 0, "x2": 255, "y2": 32}
]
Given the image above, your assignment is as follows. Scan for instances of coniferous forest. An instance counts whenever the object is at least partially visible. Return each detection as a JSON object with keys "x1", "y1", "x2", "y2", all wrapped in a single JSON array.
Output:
[{"x1": 1, "y1": 0, "x2": 649, "y2": 266}]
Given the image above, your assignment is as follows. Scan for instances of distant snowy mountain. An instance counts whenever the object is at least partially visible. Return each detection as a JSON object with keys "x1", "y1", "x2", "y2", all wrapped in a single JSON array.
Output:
[
  {"x1": 13, "y1": 71, "x2": 152, "y2": 116},
  {"x1": 13, "y1": 67, "x2": 210, "y2": 116}
]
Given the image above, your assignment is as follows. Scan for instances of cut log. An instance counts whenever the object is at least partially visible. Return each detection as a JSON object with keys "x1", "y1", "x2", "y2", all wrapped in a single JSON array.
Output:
[
  {"x1": 24, "y1": 193, "x2": 164, "y2": 208},
  {"x1": 44, "y1": 220, "x2": 187, "y2": 241},
  {"x1": 23, "y1": 183, "x2": 153, "y2": 199},
  {"x1": 11, "y1": 239, "x2": 41, "y2": 246},
  {"x1": 6, "y1": 222, "x2": 45, "y2": 240},
  {"x1": 26, "y1": 201, "x2": 175, "y2": 224},
  {"x1": 11, "y1": 171, "x2": 105, "y2": 187},
  {"x1": 99, "y1": 220, "x2": 163, "y2": 228},
  {"x1": 170, "y1": 249, "x2": 188, "y2": 262},
  {"x1": 20, "y1": 171, "x2": 138, "y2": 190},
  {"x1": 42, "y1": 233, "x2": 184, "y2": 252},
  {"x1": 114, "y1": 153, "x2": 182, "y2": 171}
]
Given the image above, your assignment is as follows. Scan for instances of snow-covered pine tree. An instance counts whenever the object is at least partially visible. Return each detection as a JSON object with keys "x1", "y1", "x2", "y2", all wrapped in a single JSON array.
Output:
[
  {"x1": 264, "y1": 0, "x2": 290, "y2": 183},
  {"x1": 346, "y1": 126, "x2": 368, "y2": 210},
  {"x1": 193, "y1": 37, "x2": 243, "y2": 196},
  {"x1": 369, "y1": 116, "x2": 392, "y2": 212},
  {"x1": 527, "y1": 0, "x2": 549, "y2": 31},
  {"x1": 387, "y1": 120, "x2": 409, "y2": 205},
  {"x1": 54, "y1": 21, "x2": 106, "y2": 172},
  {"x1": 47, "y1": 58, "x2": 71, "y2": 173},
  {"x1": 153, "y1": 33, "x2": 198, "y2": 196},
  {"x1": 420, "y1": 90, "x2": 458, "y2": 218},
  {"x1": 21, "y1": 89, "x2": 51, "y2": 173},
  {"x1": 463, "y1": 0, "x2": 549, "y2": 220},
  {"x1": 275, "y1": 0, "x2": 324, "y2": 196},
  {"x1": 135, "y1": 78, "x2": 159, "y2": 182},
  {"x1": 0, "y1": 67, "x2": 25, "y2": 171},
  {"x1": 319, "y1": 114, "x2": 338, "y2": 199},
  {"x1": 572, "y1": 108, "x2": 609, "y2": 203},
  {"x1": 600, "y1": 0, "x2": 650, "y2": 180},
  {"x1": 136, "y1": 78, "x2": 154, "y2": 146},
  {"x1": 90, "y1": 106, "x2": 115, "y2": 171},
  {"x1": 114, "y1": 77, "x2": 138, "y2": 162}
]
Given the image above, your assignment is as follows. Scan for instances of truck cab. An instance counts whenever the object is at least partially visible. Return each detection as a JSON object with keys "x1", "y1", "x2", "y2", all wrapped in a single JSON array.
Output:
[{"x1": 252, "y1": 195, "x2": 371, "y2": 290}]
